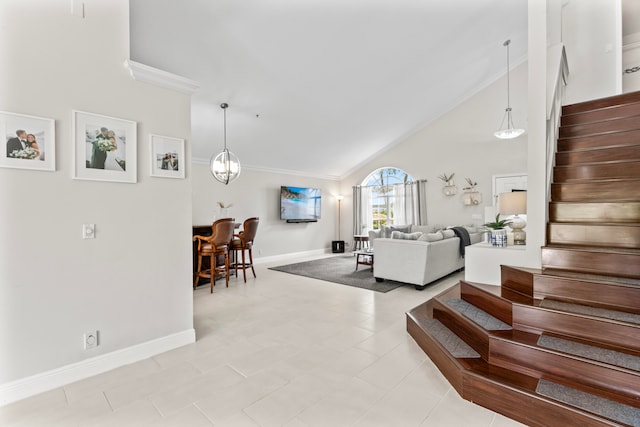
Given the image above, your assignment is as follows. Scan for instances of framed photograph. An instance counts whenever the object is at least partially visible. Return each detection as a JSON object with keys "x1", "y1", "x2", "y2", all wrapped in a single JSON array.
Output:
[
  {"x1": 0, "y1": 111, "x2": 55, "y2": 171},
  {"x1": 149, "y1": 134, "x2": 185, "y2": 179},
  {"x1": 73, "y1": 110, "x2": 137, "y2": 183}
]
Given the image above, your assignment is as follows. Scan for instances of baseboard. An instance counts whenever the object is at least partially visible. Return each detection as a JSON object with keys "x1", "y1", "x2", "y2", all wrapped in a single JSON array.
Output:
[
  {"x1": 0, "y1": 328, "x2": 195, "y2": 407},
  {"x1": 253, "y1": 248, "x2": 331, "y2": 265}
]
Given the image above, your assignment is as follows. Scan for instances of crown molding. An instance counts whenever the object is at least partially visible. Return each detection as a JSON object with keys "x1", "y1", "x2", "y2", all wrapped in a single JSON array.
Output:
[{"x1": 124, "y1": 60, "x2": 200, "y2": 95}]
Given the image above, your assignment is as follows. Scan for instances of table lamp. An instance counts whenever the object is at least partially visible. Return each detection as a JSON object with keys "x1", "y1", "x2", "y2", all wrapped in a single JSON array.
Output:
[{"x1": 498, "y1": 191, "x2": 527, "y2": 245}]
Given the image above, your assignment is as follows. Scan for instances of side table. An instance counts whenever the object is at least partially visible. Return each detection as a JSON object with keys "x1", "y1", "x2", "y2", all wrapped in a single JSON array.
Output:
[{"x1": 354, "y1": 249, "x2": 374, "y2": 271}]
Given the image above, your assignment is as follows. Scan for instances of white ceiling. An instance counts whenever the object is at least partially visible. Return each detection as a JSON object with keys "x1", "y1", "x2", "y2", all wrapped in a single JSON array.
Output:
[{"x1": 130, "y1": 0, "x2": 528, "y2": 179}]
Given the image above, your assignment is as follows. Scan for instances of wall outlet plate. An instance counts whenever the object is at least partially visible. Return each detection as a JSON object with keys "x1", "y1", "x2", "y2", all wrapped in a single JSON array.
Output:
[
  {"x1": 82, "y1": 224, "x2": 95, "y2": 239},
  {"x1": 84, "y1": 330, "x2": 98, "y2": 350}
]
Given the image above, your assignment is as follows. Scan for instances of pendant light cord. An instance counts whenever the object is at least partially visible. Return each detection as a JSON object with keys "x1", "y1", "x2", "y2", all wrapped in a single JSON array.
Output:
[{"x1": 504, "y1": 39, "x2": 511, "y2": 111}]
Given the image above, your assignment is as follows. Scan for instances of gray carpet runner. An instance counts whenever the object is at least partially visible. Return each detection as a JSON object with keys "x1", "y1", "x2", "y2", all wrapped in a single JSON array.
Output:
[
  {"x1": 540, "y1": 299, "x2": 640, "y2": 325},
  {"x1": 538, "y1": 335, "x2": 640, "y2": 371},
  {"x1": 536, "y1": 379, "x2": 640, "y2": 427},
  {"x1": 418, "y1": 319, "x2": 480, "y2": 358},
  {"x1": 445, "y1": 299, "x2": 512, "y2": 330}
]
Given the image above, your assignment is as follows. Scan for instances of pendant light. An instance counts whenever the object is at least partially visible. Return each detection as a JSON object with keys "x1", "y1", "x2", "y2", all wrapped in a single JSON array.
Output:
[
  {"x1": 210, "y1": 103, "x2": 241, "y2": 184},
  {"x1": 494, "y1": 40, "x2": 525, "y2": 139}
]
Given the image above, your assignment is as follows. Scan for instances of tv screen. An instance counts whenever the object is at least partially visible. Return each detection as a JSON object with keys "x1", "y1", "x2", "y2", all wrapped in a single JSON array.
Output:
[{"x1": 280, "y1": 186, "x2": 321, "y2": 222}]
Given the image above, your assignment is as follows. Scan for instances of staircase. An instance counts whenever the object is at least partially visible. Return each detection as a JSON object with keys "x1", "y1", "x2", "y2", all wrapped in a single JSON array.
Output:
[{"x1": 407, "y1": 92, "x2": 640, "y2": 427}]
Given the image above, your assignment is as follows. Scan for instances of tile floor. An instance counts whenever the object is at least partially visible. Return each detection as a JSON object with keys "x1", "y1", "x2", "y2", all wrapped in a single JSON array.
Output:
[{"x1": 0, "y1": 254, "x2": 526, "y2": 427}]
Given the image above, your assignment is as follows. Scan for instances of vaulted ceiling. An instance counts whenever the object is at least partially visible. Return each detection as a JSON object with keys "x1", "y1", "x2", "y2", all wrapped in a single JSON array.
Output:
[{"x1": 130, "y1": 0, "x2": 528, "y2": 179}]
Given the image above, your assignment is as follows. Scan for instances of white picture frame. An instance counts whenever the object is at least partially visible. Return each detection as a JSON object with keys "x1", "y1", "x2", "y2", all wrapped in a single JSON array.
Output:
[
  {"x1": 73, "y1": 110, "x2": 137, "y2": 183},
  {"x1": 149, "y1": 134, "x2": 185, "y2": 179},
  {"x1": 0, "y1": 111, "x2": 55, "y2": 171}
]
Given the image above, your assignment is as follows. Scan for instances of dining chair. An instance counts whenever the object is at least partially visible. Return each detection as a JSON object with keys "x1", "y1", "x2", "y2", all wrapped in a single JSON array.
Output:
[
  {"x1": 193, "y1": 217, "x2": 235, "y2": 293},
  {"x1": 231, "y1": 217, "x2": 259, "y2": 283}
]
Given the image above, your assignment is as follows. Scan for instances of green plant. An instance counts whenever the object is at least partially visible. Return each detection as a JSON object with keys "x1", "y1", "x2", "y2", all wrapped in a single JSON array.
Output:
[
  {"x1": 438, "y1": 172, "x2": 455, "y2": 182},
  {"x1": 482, "y1": 214, "x2": 512, "y2": 230}
]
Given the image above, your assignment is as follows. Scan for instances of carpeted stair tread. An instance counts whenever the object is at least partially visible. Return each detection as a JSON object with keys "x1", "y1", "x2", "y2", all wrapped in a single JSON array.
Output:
[
  {"x1": 540, "y1": 299, "x2": 640, "y2": 325},
  {"x1": 538, "y1": 335, "x2": 640, "y2": 371},
  {"x1": 536, "y1": 379, "x2": 640, "y2": 426},
  {"x1": 417, "y1": 318, "x2": 480, "y2": 358},
  {"x1": 445, "y1": 298, "x2": 512, "y2": 331},
  {"x1": 541, "y1": 269, "x2": 640, "y2": 287}
]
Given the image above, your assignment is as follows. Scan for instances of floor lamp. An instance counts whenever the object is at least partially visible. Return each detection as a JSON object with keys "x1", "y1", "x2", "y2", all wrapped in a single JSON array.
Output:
[{"x1": 332, "y1": 195, "x2": 345, "y2": 253}]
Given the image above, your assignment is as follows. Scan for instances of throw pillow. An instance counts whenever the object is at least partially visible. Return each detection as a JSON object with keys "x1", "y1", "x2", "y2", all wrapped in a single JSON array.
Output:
[
  {"x1": 440, "y1": 229, "x2": 456, "y2": 239},
  {"x1": 390, "y1": 225, "x2": 411, "y2": 235},
  {"x1": 390, "y1": 231, "x2": 423, "y2": 240},
  {"x1": 418, "y1": 232, "x2": 444, "y2": 242}
]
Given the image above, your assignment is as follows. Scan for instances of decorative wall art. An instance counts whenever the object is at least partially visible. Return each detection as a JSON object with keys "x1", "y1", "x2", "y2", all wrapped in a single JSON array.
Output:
[
  {"x1": 0, "y1": 111, "x2": 55, "y2": 171},
  {"x1": 73, "y1": 111, "x2": 137, "y2": 183},
  {"x1": 149, "y1": 134, "x2": 185, "y2": 179}
]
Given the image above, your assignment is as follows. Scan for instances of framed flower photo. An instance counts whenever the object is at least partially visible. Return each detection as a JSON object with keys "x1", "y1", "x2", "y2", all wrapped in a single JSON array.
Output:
[
  {"x1": 73, "y1": 111, "x2": 137, "y2": 183},
  {"x1": 0, "y1": 111, "x2": 55, "y2": 171},
  {"x1": 149, "y1": 134, "x2": 185, "y2": 179}
]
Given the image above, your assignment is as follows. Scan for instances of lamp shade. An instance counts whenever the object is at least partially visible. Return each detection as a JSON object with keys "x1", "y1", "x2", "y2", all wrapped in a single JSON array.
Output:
[{"x1": 499, "y1": 191, "x2": 526, "y2": 215}]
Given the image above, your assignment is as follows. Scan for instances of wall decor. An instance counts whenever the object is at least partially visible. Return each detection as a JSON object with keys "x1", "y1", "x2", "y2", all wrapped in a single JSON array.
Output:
[
  {"x1": 0, "y1": 111, "x2": 55, "y2": 171},
  {"x1": 437, "y1": 172, "x2": 457, "y2": 196},
  {"x1": 149, "y1": 134, "x2": 185, "y2": 179},
  {"x1": 73, "y1": 110, "x2": 137, "y2": 183},
  {"x1": 461, "y1": 177, "x2": 482, "y2": 205}
]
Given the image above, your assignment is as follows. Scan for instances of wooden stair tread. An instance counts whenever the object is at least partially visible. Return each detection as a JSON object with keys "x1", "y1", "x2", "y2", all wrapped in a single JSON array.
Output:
[
  {"x1": 543, "y1": 244, "x2": 640, "y2": 255},
  {"x1": 562, "y1": 91, "x2": 640, "y2": 115},
  {"x1": 538, "y1": 269, "x2": 640, "y2": 287}
]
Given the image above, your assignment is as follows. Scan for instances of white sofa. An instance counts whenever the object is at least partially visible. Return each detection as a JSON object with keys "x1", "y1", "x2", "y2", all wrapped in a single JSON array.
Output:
[{"x1": 370, "y1": 226, "x2": 482, "y2": 290}]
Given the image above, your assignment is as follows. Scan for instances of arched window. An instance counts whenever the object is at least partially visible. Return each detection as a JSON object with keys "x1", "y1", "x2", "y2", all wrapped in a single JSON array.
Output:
[{"x1": 360, "y1": 167, "x2": 413, "y2": 230}]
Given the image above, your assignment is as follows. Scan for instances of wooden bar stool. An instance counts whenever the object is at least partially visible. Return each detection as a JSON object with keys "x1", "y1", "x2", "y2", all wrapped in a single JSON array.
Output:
[
  {"x1": 193, "y1": 218, "x2": 235, "y2": 293},
  {"x1": 231, "y1": 217, "x2": 259, "y2": 283}
]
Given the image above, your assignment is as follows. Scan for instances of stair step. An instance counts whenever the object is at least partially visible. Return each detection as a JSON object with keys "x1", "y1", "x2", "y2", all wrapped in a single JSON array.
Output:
[
  {"x1": 533, "y1": 270, "x2": 640, "y2": 315},
  {"x1": 416, "y1": 318, "x2": 480, "y2": 358},
  {"x1": 556, "y1": 145, "x2": 640, "y2": 166},
  {"x1": 551, "y1": 179, "x2": 640, "y2": 202},
  {"x1": 560, "y1": 115, "x2": 640, "y2": 138},
  {"x1": 554, "y1": 161, "x2": 640, "y2": 182},
  {"x1": 460, "y1": 280, "x2": 513, "y2": 325},
  {"x1": 541, "y1": 245, "x2": 640, "y2": 279},
  {"x1": 561, "y1": 101, "x2": 640, "y2": 126},
  {"x1": 489, "y1": 330, "x2": 640, "y2": 408},
  {"x1": 536, "y1": 379, "x2": 640, "y2": 426},
  {"x1": 444, "y1": 298, "x2": 512, "y2": 331},
  {"x1": 557, "y1": 129, "x2": 640, "y2": 152},
  {"x1": 549, "y1": 202, "x2": 640, "y2": 223},
  {"x1": 562, "y1": 90, "x2": 640, "y2": 115},
  {"x1": 538, "y1": 300, "x2": 640, "y2": 327},
  {"x1": 547, "y1": 223, "x2": 640, "y2": 249}
]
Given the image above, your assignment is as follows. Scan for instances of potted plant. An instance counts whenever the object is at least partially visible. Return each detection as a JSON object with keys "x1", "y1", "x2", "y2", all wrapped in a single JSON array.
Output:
[{"x1": 482, "y1": 214, "x2": 512, "y2": 247}]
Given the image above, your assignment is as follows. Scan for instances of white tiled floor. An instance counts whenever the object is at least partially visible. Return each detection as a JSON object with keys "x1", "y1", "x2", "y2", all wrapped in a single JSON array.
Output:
[{"x1": 0, "y1": 255, "x2": 526, "y2": 426}]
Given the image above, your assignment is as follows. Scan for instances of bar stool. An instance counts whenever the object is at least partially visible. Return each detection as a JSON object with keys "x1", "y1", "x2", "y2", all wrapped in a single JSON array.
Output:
[
  {"x1": 193, "y1": 218, "x2": 235, "y2": 293},
  {"x1": 231, "y1": 217, "x2": 259, "y2": 282}
]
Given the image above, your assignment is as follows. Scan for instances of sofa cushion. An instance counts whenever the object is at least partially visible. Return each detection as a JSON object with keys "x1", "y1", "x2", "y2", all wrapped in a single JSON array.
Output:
[
  {"x1": 391, "y1": 231, "x2": 423, "y2": 240},
  {"x1": 418, "y1": 232, "x2": 444, "y2": 242},
  {"x1": 410, "y1": 224, "x2": 432, "y2": 234},
  {"x1": 440, "y1": 229, "x2": 456, "y2": 239}
]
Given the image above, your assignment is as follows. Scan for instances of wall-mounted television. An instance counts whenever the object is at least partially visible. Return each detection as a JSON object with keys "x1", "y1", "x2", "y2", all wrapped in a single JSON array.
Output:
[{"x1": 280, "y1": 186, "x2": 321, "y2": 223}]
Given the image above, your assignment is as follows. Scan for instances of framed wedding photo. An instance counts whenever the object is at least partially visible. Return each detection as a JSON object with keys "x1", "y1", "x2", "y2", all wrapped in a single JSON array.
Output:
[
  {"x1": 149, "y1": 134, "x2": 185, "y2": 179},
  {"x1": 73, "y1": 110, "x2": 137, "y2": 183},
  {"x1": 0, "y1": 111, "x2": 55, "y2": 171}
]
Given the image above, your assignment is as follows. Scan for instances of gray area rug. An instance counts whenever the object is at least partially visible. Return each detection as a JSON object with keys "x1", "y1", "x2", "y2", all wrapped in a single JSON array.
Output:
[
  {"x1": 269, "y1": 256, "x2": 403, "y2": 293},
  {"x1": 538, "y1": 335, "x2": 640, "y2": 371},
  {"x1": 536, "y1": 379, "x2": 640, "y2": 426},
  {"x1": 540, "y1": 299, "x2": 640, "y2": 325},
  {"x1": 445, "y1": 299, "x2": 512, "y2": 330}
]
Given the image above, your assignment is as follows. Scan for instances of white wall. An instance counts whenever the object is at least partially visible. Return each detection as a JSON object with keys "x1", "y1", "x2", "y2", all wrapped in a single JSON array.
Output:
[
  {"x1": 0, "y1": 0, "x2": 194, "y2": 401},
  {"x1": 340, "y1": 62, "x2": 529, "y2": 239},
  {"x1": 562, "y1": 0, "x2": 622, "y2": 104},
  {"x1": 623, "y1": 32, "x2": 640, "y2": 93},
  {"x1": 191, "y1": 164, "x2": 341, "y2": 259}
]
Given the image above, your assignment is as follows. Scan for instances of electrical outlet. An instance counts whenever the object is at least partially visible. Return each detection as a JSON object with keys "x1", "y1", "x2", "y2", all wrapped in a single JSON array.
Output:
[
  {"x1": 83, "y1": 224, "x2": 95, "y2": 239},
  {"x1": 84, "y1": 330, "x2": 98, "y2": 350}
]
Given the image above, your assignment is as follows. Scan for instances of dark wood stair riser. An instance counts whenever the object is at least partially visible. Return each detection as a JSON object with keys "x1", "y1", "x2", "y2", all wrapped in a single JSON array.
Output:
[
  {"x1": 549, "y1": 202, "x2": 640, "y2": 223},
  {"x1": 558, "y1": 129, "x2": 640, "y2": 152},
  {"x1": 547, "y1": 223, "x2": 640, "y2": 249},
  {"x1": 459, "y1": 281, "x2": 512, "y2": 326},
  {"x1": 556, "y1": 145, "x2": 640, "y2": 166},
  {"x1": 554, "y1": 161, "x2": 640, "y2": 182},
  {"x1": 512, "y1": 305, "x2": 640, "y2": 354},
  {"x1": 500, "y1": 265, "x2": 535, "y2": 297},
  {"x1": 560, "y1": 116, "x2": 640, "y2": 139},
  {"x1": 561, "y1": 101, "x2": 640, "y2": 126},
  {"x1": 541, "y1": 247, "x2": 640, "y2": 279},
  {"x1": 489, "y1": 338, "x2": 640, "y2": 407},
  {"x1": 551, "y1": 180, "x2": 640, "y2": 203},
  {"x1": 562, "y1": 91, "x2": 640, "y2": 115},
  {"x1": 533, "y1": 274, "x2": 640, "y2": 315},
  {"x1": 432, "y1": 301, "x2": 490, "y2": 360}
]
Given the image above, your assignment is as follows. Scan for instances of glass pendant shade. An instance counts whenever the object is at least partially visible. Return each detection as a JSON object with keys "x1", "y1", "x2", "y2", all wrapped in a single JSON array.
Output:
[
  {"x1": 210, "y1": 148, "x2": 241, "y2": 184},
  {"x1": 495, "y1": 40, "x2": 525, "y2": 140},
  {"x1": 209, "y1": 103, "x2": 241, "y2": 185}
]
